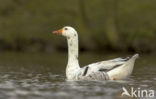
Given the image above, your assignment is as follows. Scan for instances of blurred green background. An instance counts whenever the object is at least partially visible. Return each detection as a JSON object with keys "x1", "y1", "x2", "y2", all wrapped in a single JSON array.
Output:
[{"x1": 0, "y1": 0, "x2": 156, "y2": 53}]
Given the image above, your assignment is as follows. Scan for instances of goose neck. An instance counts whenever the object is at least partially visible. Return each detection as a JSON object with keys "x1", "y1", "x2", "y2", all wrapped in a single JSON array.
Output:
[{"x1": 67, "y1": 35, "x2": 79, "y2": 65}]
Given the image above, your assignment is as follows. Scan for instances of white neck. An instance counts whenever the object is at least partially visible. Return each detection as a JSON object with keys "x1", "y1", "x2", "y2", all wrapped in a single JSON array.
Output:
[{"x1": 66, "y1": 33, "x2": 80, "y2": 78}]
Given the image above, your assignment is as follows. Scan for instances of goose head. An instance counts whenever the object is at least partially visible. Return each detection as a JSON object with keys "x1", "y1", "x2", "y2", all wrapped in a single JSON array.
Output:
[{"x1": 53, "y1": 26, "x2": 77, "y2": 38}]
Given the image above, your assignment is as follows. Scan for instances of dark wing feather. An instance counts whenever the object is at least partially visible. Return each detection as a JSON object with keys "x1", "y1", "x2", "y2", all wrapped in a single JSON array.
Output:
[{"x1": 98, "y1": 64, "x2": 123, "y2": 72}]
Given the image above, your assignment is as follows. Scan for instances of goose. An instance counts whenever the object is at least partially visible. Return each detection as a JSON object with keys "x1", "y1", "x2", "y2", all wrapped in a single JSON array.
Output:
[{"x1": 53, "y1": 26, "x2": 139, "y2": 81}]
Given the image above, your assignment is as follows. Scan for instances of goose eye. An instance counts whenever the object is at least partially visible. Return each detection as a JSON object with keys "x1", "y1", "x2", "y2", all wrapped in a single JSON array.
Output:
[{"x1": 64, "y1": 28, "x2": 68, "y2": 30}]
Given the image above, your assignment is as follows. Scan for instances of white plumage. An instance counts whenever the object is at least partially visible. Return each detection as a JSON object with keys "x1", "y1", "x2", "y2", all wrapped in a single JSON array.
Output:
[{"x1": 53, "y1": 26, "x2": 139, "y2": 81}]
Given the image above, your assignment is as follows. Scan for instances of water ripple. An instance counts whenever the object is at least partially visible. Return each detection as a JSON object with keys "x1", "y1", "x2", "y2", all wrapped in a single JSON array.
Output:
[{"x1": 0, "y1": 67, "x2": 155, "y2": 99}]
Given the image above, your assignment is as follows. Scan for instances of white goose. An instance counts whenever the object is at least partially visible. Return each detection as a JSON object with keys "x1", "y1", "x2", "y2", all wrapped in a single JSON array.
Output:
[{"x1": 53, "y1": 26, "x2": 139, "y2": 81}]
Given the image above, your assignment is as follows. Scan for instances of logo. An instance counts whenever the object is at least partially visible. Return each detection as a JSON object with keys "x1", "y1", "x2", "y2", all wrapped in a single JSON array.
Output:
[{"x1": 122, "y1": 87, "x2": 155, "y2": 98}]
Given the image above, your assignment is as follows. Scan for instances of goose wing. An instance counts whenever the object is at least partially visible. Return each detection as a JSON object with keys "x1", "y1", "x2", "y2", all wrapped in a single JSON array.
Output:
[
  {"x1": 89, "y1": 57, "x2": 130, "y2": 70},
  {"x1": 79, "y1": 57, "x2": 130, "y2": 80},
  {"x1": 78, "y1": 54, "x2": 139, "y2": 80},
  {"x1": 81, "y1": 57, "x2": 130, "y2": 75}
]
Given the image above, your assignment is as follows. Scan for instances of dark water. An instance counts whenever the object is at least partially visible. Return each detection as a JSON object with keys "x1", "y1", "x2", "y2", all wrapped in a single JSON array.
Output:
[{"x1": 0, "y1": 52, "x2": 156, "y2": 99}]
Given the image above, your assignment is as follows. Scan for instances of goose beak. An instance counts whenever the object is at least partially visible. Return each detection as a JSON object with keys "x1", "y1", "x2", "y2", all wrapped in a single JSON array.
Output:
[{"x1": 53, "y1": 29, "x2": 62, "y2": 35}]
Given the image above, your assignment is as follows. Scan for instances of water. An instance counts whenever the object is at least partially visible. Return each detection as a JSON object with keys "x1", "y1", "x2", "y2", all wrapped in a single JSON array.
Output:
[{"x1": 0, "y1": 52, "x2": 156, "y2": 99}]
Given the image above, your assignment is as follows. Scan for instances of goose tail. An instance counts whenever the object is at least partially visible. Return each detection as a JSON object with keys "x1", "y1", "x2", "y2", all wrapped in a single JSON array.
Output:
[
  {"x1": 132, "y1": 53, "x2": 139, "y2": 60},
  {"x1": 125, "y1": 53, "x2": 139, "y2": 66}
]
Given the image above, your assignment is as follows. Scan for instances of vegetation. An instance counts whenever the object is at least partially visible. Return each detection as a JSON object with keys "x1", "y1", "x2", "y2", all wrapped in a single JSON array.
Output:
[{"x1": 0, "y1": 0, "x2": 156, "y2": 53}]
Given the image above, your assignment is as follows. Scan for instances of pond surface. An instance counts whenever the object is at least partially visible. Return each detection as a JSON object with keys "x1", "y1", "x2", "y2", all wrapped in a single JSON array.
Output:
[{"x1": 0, "y1": 52, "x2": 155, "y2": 99}]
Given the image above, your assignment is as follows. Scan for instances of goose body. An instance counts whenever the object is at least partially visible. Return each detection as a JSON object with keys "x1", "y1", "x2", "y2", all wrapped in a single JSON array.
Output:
[{"x1": 53, "y1": 26, "x2": 139, "y2": 81}]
